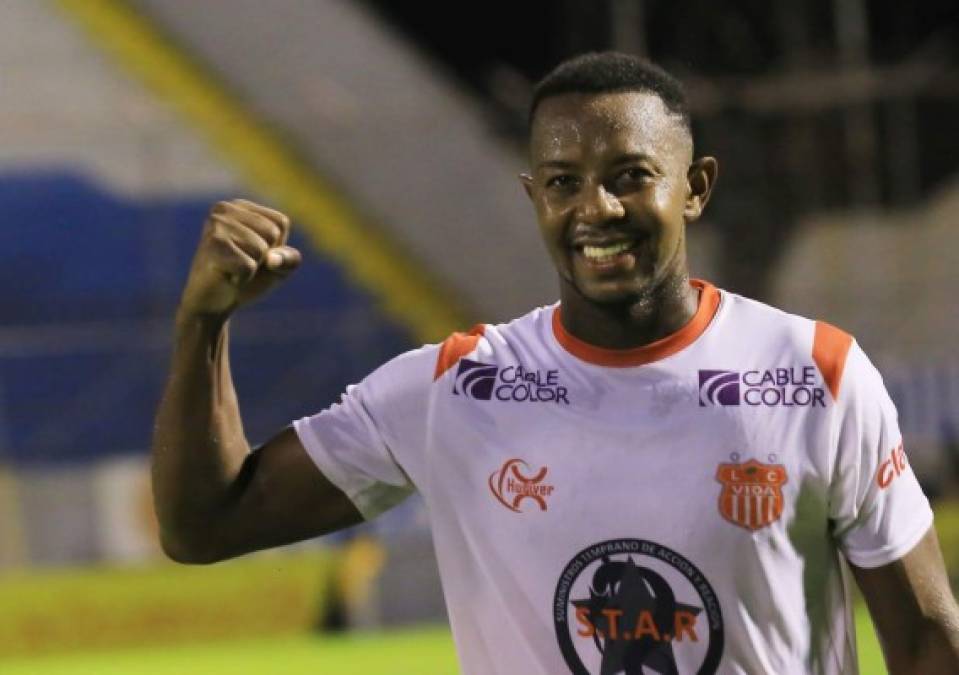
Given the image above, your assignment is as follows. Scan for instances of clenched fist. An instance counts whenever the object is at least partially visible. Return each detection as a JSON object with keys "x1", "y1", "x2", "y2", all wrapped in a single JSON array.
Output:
[{"x1": 178, "y1": 199, "x2": 302, "y2": 319}]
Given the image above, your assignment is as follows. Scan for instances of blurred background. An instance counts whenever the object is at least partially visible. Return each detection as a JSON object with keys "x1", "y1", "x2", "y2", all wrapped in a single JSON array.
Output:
[{"x1": 1, "y1": 0, "x2": 957, "y2": 672}]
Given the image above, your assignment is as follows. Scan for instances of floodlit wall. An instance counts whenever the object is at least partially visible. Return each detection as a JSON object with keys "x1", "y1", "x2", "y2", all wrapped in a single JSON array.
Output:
[
  {"x1": 0, "y1": 0, "x2": 421, "y2": 569},
  {"x1": 774, "y1": 179, "x2": 959, "y2": 482}
]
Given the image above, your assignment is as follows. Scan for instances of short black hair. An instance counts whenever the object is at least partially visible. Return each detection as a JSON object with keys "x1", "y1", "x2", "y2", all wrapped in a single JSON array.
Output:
[{"x1": 529, "y1": 52, "x2": 690, "y2": 132}]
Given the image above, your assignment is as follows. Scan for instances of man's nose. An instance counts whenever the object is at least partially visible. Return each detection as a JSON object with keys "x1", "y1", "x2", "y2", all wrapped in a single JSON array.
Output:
[{"x1": 575, "y1": 184, "x2": 625, "y2": 224}]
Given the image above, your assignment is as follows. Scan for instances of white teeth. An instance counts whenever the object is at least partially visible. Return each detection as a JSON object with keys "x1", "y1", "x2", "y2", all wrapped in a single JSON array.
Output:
[{"x1": 582, "y1": 242, "x2": 632, "y2": 260}]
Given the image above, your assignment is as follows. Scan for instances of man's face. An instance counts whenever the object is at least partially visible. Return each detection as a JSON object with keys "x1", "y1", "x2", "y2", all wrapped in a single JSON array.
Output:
[{"x1": 523, "y1": 91, "x2": 702, "y2": 305}]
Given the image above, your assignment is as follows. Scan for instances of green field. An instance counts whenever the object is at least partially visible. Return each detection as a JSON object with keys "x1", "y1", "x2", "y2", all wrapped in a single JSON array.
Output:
[
  {"x1": 0, "y1": 626, "x2": 458, "y2": 675},
  {"x1": 0, "y1": 607, "x2": 887, "y2": 675}
]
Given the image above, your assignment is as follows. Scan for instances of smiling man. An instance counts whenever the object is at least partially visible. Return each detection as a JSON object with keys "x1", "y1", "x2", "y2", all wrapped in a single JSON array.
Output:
[
  {"x1": 153, "y1": 52, "x2": 959, "y2": 674},
  {"x1": 521, "y1": 64, "x2": 712, "y2": 350}
]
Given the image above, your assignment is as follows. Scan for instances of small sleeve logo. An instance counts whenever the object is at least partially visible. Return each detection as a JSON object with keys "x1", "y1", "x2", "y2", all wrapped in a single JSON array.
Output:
[
  {"x1": 876, "y1": 442, "x2": 908, "y2": 489},
  {"x1": 488, "y1": 458, "x2": 554, "y2": 512}
]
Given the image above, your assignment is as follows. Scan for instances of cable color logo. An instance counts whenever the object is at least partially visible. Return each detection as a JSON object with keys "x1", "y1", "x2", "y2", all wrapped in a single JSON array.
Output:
[
  {"x1": 698, "y1": 368, "x2": 827, "y2": 407},
  {"x1": 453, "y1": 359, "x2": 570, "y2": 404}
]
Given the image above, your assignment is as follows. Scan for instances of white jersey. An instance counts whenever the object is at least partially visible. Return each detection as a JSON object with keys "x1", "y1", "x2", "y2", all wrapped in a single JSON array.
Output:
[{"x1": 294, "y1": 280, "x2": 932, "y2": 675}]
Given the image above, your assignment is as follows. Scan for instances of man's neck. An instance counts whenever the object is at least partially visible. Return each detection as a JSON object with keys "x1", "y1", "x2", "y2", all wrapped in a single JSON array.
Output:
[{"x1": 558, "y1": 272, "x2": 701, "y2": 350}]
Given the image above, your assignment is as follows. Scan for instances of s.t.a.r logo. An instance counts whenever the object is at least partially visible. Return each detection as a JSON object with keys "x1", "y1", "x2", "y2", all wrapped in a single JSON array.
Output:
[{"x1": 554, "y1": 539, "x2": 724, "y2": 674}]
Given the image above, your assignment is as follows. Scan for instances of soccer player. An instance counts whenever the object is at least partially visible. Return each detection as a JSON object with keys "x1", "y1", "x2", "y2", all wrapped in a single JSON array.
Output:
[{"x1": 152, "y1": 52, "x2": 959, "y2": 673}]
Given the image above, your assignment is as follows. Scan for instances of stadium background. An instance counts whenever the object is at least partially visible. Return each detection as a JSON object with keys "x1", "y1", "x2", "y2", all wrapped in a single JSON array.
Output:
[{"x1": 1, "y1": 0, "x2": 957, "y2": 672}]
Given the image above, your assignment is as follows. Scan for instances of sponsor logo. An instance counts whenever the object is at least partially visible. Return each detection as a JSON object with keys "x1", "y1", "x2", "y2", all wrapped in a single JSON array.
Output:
[
  {"x1": 877, "y1": 442, "x2": 908, "y2": 489},
  {"x1": 554, "y1": 539, "x2": 724, "y2": 674},
  {"x1": 453, "y1": 359, "x2": 499, "y2": 399},
  {"x1": 716, "y1": 460, "x2": 788, "y2": 531},
  {"x1": 453, "y1": 359, "x2": 569, "y2": 404},
  {"x1": 698, "y1": 367, "x2": 827, "y2": 407},
  {"x1": 698, "y1": 370, "x2": 740, "y2": 406},
  {"x1": 488, "y1": 458, "x2": 554, "y2": 512}
]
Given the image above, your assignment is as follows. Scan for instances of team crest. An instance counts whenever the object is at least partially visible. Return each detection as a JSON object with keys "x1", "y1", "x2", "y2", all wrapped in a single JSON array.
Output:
[{"x1": 715, "y1": 460, "x2": 787, "y2": 531}]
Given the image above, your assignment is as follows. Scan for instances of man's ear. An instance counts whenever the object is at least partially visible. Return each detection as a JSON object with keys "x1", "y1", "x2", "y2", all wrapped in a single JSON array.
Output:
[
  {"x1": 519, "y1": 173, "x2": 534, "y2": 200},
  {"x1": 684, "y1": 157, "x2": 719, "y2": 221}
]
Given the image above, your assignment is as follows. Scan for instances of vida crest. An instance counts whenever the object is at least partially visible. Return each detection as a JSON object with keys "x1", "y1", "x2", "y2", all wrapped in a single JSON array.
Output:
[{"x1": 716, "y1": 459, "x2": 787, "y2": 531}]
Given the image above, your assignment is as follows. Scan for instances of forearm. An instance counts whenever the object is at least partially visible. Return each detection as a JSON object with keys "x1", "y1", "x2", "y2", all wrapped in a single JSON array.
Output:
[
  {"x1": 856, "y1": 528, "x2": 959, "y2": 675},
  {"x1": 151, "y1": 311, "x2": 249, "y2": 562},
  {"x1": 893, "y1": 609, "x2": 959, "y2": 674},
  {"x1": 153, "y1": 199, "x2": 301, "y2": 561}
]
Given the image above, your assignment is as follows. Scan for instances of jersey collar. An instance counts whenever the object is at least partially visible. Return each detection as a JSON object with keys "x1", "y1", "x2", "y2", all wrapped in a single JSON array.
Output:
[{"x1": 552, "y1": 279, "x2": 721, "y2": 368}]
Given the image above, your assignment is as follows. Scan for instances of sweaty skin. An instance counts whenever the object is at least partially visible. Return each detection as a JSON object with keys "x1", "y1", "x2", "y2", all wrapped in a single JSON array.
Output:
[
  {"x1": 152, "y1": 91, "x2": 959, "y2": 675},
  {"x1": 519, "y1": 90, "x2": 959, "y2": 673},
  {"x1": 521, "y1": 91, "x2": 718, "y2": 350},
  {"x1": 152, "y1": 199, "x2": 362, "y2": 564}
]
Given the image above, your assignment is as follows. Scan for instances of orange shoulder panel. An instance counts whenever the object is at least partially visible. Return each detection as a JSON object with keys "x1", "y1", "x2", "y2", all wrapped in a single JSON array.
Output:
[
  {"x1": 433, "y1": 324, "x2": 486, "y2": 381},
  {"x1": 812, "y1": 321, "x2": 853, "y2": 400}
]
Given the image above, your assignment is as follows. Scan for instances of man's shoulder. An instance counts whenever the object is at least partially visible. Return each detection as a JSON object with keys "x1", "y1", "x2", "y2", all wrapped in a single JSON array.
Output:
[
  {"x1": 716, "y1": 287, "x2": 859, "y2": 400},
  {"x1": 482, "y1": 303, "x2": 557, "y2": 344},
  {"x1": 431, "y1": 304, "x2": 556, "y2": 375},
  {"x1": 717, "y1": 288, "x2": 852, "y2": 346},
  {"x1": 718, "y1": 288, "x2": 814, "y2": 331}
]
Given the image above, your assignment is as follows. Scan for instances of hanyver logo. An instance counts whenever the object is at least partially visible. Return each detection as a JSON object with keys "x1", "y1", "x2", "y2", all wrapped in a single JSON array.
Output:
[{"x1": 488, "y1": 458, "x2": 555, "y2": 513}]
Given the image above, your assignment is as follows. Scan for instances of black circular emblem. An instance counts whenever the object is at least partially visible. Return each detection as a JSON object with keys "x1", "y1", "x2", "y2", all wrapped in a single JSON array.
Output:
[{"x1": 554, "y1": 539, "x2": 724, "y2": 674}]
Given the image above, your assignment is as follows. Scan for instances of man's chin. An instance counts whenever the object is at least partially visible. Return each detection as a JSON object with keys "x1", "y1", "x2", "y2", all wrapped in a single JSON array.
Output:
[{"x1": 574, "y1": 279, "x2": 655, "y2": 307}]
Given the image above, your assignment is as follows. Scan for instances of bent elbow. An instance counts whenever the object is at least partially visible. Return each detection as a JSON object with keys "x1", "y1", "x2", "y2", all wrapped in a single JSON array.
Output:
[{"x1": 158, "y1": 531, "x2": 223, "y2": 565}]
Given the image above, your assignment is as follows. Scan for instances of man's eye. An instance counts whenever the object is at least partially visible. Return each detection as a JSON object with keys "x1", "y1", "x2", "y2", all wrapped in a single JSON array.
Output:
[
  {"x1": 619, "y1": 167, "x2": 651, "y2": 182},
  {"x1": 546, "y1": 175, "x2": 578, "y2": 190}
]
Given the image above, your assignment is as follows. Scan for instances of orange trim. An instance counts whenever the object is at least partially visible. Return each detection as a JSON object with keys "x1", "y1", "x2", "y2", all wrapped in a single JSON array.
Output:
[
  {"x1": 552, "y1": 280, "x2": 721, "y2": 367},
  {"x1": 433, "y1": 324, "x2": 486, "y2": 380},
  {"x1": 812, "y1": 321, "x2": 853, "y2": 400}
]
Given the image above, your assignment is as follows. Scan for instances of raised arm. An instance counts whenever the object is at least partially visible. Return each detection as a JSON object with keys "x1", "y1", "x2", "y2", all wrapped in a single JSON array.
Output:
[
  {"x1": 152, "y1": 199, "x2": 362, "y2": 564},
  {"x1": 851, "y1": 526, "x2": 959, "y2": 674}
]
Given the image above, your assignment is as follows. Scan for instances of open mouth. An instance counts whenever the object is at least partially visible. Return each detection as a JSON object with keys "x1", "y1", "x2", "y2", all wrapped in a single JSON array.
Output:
[
  {"x1": 581, "y1": 241, "x2": 634, "y2": 262},
  {"x1": 572, "y1": 237, "x2": 646, "y2": 270}
]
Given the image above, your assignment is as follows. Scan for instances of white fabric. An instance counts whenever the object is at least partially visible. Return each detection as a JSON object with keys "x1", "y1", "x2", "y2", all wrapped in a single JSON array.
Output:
[{"x1": 294, "y1": 286, "x2": 932, "y2": 675}]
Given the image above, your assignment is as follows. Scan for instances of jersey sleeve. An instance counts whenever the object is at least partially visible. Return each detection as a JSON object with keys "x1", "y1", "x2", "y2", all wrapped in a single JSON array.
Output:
[
  {"x1": 827, "y1": 340, "x2": 933, "y2": 568},
  {"x1": 292, "y1": 345, "x2": 436, "y2": 520}
]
